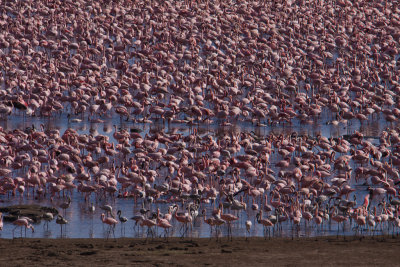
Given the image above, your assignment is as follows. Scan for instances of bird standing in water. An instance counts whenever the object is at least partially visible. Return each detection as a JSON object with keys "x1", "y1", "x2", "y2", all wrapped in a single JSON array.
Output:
[
  {"x1": 245, "y1": 220, "x2": 252, "y2": 240},
  {"x1": 59, "y1": 196, "x2": 71, "y2": 216},
  {"x1": 56, "y1": 215, "x2": 68, "y2": 237},
  {"x1": 101, "y1": 213, "x2": 118, "y2": 239},
  {"x1": 117, "y1": 210, "x2": 128, "y2": 236}
]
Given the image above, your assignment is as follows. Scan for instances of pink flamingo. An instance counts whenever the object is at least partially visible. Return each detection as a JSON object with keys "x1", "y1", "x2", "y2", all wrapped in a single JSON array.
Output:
[
  {"x1": 219, "y1": 204, "x2": 239, "y2": 240},
  {"x1": 174, "y1": 205, "x2": 193, "y2": 237},
  {"x1": 139, "y1": 217, "x2": 157, "y2": 239},
  {"x1": 202, "y1": 209, "x2": 216, "y2": 237},
  {"x1": 164, "y1": 206, "x2": 173, "y2": 222},
  {"x1": 12, "y1": 217, "x2": 34, "y2": 238},
  {"x1": 331, "y1": 208, "x2": 348, "y2": 238},
  {"x1": 314, "y1": 204, "x2": 323, "y2": 232},
  {"x1": 101, "y1": 213, "x2": 118, "y2": 239},
  {"x1": 354, "y1": 208, "x2": 366, "y2": 236},
  {"x1": 256, "y1": 210, "x2": 274, "y2": 239},
  {"x1": 156, "y1": 208, "x2": 172, "y2": 239}
]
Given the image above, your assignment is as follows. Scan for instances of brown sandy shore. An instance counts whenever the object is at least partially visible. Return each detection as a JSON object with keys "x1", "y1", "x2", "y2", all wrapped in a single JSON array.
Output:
[{"x1": 0, "y1": 236, "x2": 399, "y2": 266}]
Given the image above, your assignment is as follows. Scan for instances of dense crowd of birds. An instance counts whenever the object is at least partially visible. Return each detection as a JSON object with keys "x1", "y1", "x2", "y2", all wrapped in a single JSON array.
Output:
[
  {"x1": 0, "y1": 0, "x2": 399, "y2": 126},
  {"x1": 1, "y1": 0, "x2": 400, "y2": 239},
  {"x1": 0, "y1": 124, "x2": 400, "y2": 239}
]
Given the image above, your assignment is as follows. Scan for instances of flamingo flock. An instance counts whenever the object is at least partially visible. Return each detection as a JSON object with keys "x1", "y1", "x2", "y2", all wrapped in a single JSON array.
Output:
[
  {"x1": 0, "y1": 0, "x2": 398, "y2": 127},
  {"x1": 0, "y1": 0, "x2": 400, "y2": 240},
  {"x1": 0, "y1": 124, "x2": 398, "y2": 239}
]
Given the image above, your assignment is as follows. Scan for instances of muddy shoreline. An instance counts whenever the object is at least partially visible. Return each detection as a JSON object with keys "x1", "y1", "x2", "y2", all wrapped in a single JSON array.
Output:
[{"x1": 1, "y1": 236, "x2": 399, "y2": 266}]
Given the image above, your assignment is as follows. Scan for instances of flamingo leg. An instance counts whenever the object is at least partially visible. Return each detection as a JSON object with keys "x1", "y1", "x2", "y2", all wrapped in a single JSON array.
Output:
[{"x1": 264, "y1": 226, "x2": 266, "y2": 240}]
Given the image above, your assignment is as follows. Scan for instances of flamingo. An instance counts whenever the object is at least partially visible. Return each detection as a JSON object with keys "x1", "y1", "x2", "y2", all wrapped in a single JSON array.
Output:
[
  {"x1": 256, "y1": 210, "x2": 274, "y2": 239},
  {"x1": 56, "y1": 215, "x2": 68, "y2": 237},
  {"x1": 100, "y1": 204, "x2": 114, "y2": 218},
  {"x1": 59, "y1": 196, "x2": 71, "y2": 216},
  {"x1": 354, "y1": 208, "x2": 367, "y2": 236},
  {"x1": 202, "y1": 209, "x2": 216, "y2": 237},
  {"x1": 174, "y1": 205, "x2": 193, "y2": 237},
  {"x1": 164, "y1": 206, "x2": 173, "y2": 222},
  {"x1": 138, "y1": 216, "x2": 157, "y2": 239},
  {"x1": 245, "y1": 220, "x2": 252, "y2": 240},
  {"x1": 101, "y1": 213, "x2": 118, "y2": 239},
  {"x1": 42, "y1": 212, "x2": 54, "y2": 230},
  {"x1": 13, "y1": 217, "x2": 34, "y2": 238},
  {"x1": 117, "y1": 210, "x2": 128, "y2": 235},
  {"x1": 156, "y1": 208, "x2": 172, "y2": 239},
  {"x1": 219, "y1": 204, "x2": 239, "y2": 240},
  {"x1": 331, "y1": 207, "x2": 348, "y2": 238},
  {"x1": 314, "y1": 204, "x2": 323, "y2": 232}
]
